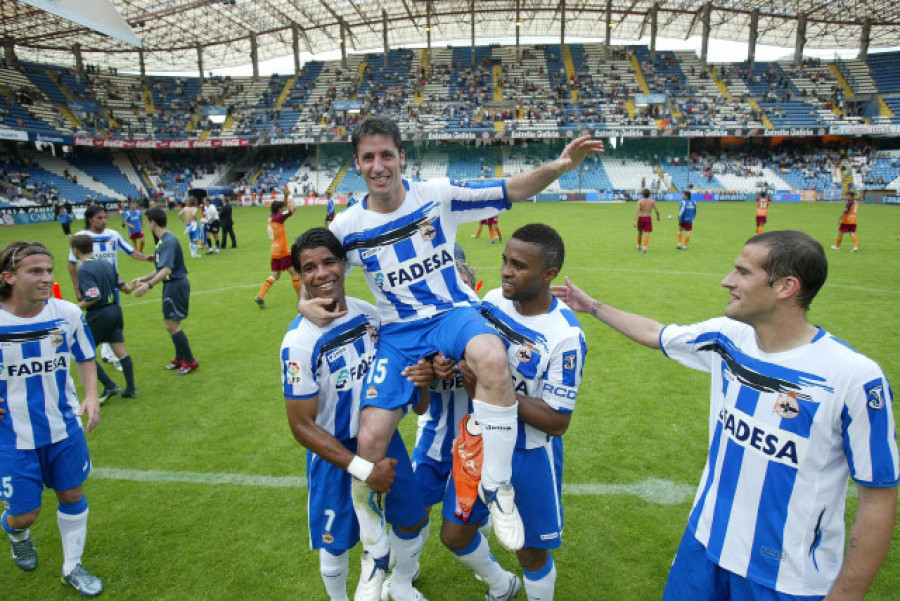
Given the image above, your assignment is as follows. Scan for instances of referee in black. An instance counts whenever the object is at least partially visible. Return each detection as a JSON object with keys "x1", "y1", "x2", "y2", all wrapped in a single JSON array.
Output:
[
  {"x1": 71, "y1": 234, "x2": 139, "y2": 402},
  {"x1": 131, "y1": 207, "x2": 199, "y2": 376}
]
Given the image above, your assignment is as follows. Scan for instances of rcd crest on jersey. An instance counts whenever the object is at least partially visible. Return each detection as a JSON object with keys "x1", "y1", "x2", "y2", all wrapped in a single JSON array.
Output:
[
  {"x1": 366, "y1": 323, "x2": 378, "y2": 344},
  {"x1": 515, "y1": 343, "x2": 534, "y2": 363},
  {"x1": 773, "y1": 392, "x2": 800, "y2": 419},
  {"x1": 50, "y1": 330, "x2": 64, "y2": 348},
  {"x1": 374, "y1": 273, "x2": 385, "y2": 289},
  {"x1": 419, "y1": 220, "x2": 436, "y2": 241}
]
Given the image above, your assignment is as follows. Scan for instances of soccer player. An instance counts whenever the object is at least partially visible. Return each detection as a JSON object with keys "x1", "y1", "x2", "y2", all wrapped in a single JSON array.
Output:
[
  {"x1": 71, "y1": 235, "x2": 138, "y2": 402},
  {"x1": 131, "y1": 208, "x2": 199, "y2": 376},
  {"x1": 178, "y1": 198, "x2": 204, "y2": 258},
  {"x1": 67, "y1": 204, "x2": 151, "y2": 301},
  {"x1": 254, "y1": 184, "x2": 300, "y2": 309},
  {"x1": 121, "y1": 199, "x2": 145, "y2": 253},
  {"x1": 832, "y1": 191, "x2": 859, "y2": 252},
  {"x1": 67, "y1": 205, "x2": 151, "y2": 370},
  {"x1": 634, "y1": 188, "x2": 660, "y2": 254},
  {"x1": 281, "y1": 228, "x2": 431, "y2": 601},
  {"x1": 471, "y1": 218, "x2": 490, "y2": 239},
  {"x1": 405, "y1": 249, "x2": 500, "y2": 591},
  {"x1": 486, "y1": 216, "x2": 503, "y2": 244},
  {"x1": 57, "y1": 203, "x2": 74, "y2": 236},
  {"x1": 755, "y1": 190, "x2": 770, "y2": 234},
  {"x1": 0, "y1": 241, "x2": 104, "y2": 597},
  {"x1": 324, "y1": 192, "x2": 336, "y2": 227},
  {"x1": 441, "y1": 224, "x2": 585, "y2": 601},
  {"x1": 304, "y1": 117, "x2": 602, "y2": 600},
  {"x1": 553, "y1": 230, "x2": 898, "y2": 601},
  {"x1": 676, "y1": 190, "x2": 697, "y2": 250},
  {"x1": 202, "y1": 197, "x2": 221, "y2": 254}
]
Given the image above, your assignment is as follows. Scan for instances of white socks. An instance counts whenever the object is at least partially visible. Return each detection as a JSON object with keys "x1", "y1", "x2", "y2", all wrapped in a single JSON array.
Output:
[
  {"x1": 472, "y1": 399, "x2": 518, "y2": 489},
  {"x1": 350, "y1": 477, "x2": 390, "y2": 558},
  {"x1": 319, "y1": 548, "x2": 350, "y2": 601},
  {"x1": 452, "y1": 531, "x2": 511, "y2": 595}
]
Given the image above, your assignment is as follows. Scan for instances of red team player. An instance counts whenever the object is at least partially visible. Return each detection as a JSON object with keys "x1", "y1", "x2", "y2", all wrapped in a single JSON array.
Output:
[
  {"x1": 634, "y1": 189, "x2": 660, "y2": 254},
  {"x1": 254, "y1": 184, "x2": 301, "y2": 309},
  {"x1": 831, "y1": 191, "x2": 859, "y2": 252},
  {"x1": 755, "y1": 191, "x2": 770, "y2": 234}
]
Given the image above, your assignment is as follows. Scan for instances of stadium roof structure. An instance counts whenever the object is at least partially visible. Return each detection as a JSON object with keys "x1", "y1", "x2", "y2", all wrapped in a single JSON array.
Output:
[{"x1": 1, "y1": 0, "x2": 898, "y2": 74}]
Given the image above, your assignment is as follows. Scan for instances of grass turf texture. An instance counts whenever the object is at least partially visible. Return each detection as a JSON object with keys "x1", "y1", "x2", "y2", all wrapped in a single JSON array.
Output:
[{"x1": 1, "y1": 200, "x2": 898, "y2": 600}]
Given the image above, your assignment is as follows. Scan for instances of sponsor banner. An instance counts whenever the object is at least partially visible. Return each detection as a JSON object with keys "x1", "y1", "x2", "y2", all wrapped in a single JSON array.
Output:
[
  {"x1": 67, "y1": 100, "x2": 98, "y2": 113},
  {"x1": 634, "y1": 93, "x2": 667, "y2": 105},
  {"x1": 203, "y1": 106, "x2": 227, "y2": 117},
  {"x1": 822, "y1": 189, "x2": 842, "y2": 201},
  {"x1": 30, "y1": 132, "x2": 72, "y2": 145},
  {"x1": 772, "y1": 192, "x2": 802, "y2": 203},
  {"x1": 74, "y1": 137, "x2": 252, "y2": 149},
  {"x1": 0, "y1": 206, "x2": 57, "y2": 225},
  {"x1": 0, "y1": 128, "x2": 29, "y2": 142},
  {"x1": 829, "y1": 124, "x2": 900, "y2": 136},
  {"x1": 586, "y1": 192, "x2": 617, "y2": 202},
  {"x1": 332, "y1": 101, "x2": 362, "y2": 111},
  {"x1": 862, "y1": 190, "x2": 900, "y2": 205}
]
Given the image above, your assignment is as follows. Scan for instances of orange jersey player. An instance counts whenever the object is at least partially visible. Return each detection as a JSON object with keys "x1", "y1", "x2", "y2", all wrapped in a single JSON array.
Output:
[
  {"x1": 832, "y1": 191, "x2": 859, "y2": 252},
  {"x1": 254, "y1": 184, "x2": 301, "y2": 308}
]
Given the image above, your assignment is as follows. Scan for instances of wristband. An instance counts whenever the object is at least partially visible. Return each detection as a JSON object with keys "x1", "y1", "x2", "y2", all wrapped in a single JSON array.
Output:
[
  {"x1": 347, "y1": 455, "x2": 374, "y2": 481},
  {"x1": 146, "y1": 281, "x2": 153, "y2": 289}
]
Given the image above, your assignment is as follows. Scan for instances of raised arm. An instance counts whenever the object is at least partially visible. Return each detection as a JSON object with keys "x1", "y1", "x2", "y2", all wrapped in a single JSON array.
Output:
[
  {"x1": 823, "y1": 485, "x2": 897, "y2": 601},
  {"x1": 551, "y1": 276, "x2": 663, "y2": 349},
  {"x1": 505, "y1": 135, "x2": 604, "y2": 203}
]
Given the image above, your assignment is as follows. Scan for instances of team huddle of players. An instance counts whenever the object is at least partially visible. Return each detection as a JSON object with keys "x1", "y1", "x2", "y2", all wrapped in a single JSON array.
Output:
[{"x1": 0, "y1": 116, "x2": 893, "y2": 601}]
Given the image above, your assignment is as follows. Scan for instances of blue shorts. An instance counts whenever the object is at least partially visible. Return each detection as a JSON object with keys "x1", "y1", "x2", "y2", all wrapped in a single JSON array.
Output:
[
  {"x1": 662, "y1": 529, "x2": 824, "y2": 601},
  {"x1": 411, "y1": 452, "x2": 451, "y2": 507},
  {"x1": 0, "y1": 429, "x2": 91, "y2": 515},
  {"x1": 363, "y1": 307, "x2": 496, "y2": 411},
  {"x1": 442, "y1": 443, "x2": 563, "y2": 549},
  {"x1": 306, "y1": 431, "x2": 426, "y2": 552}
]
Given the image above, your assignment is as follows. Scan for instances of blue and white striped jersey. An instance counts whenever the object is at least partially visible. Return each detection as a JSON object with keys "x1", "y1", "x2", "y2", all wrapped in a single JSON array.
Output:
[
  {"x1": 415, "y1": 372, "x2": 472, "y2": 464},
  {"x1": 280, "y1": 297, "x2": 378, "y2": 442},
  {"x1": 0, "y1": 299, "x2": 96, "y2": 450},
  {"x1": 660, "y1": 317, "x2": 899, "y2": 596},
  {"x1": 479, "y1": 289, "x2": 587, "y2": 450},
  {"x1": 67, "y1": 228, "x2": 136, "y2": 268},
  {"x1": 329, "y1": 178, "x2": 510, "y2": 324}
]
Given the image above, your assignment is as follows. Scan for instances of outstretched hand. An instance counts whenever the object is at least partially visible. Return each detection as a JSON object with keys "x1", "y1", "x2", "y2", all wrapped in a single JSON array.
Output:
[
  {"x1": 550, "y1": 276, "x2": 595, "y2": 313},
  {"x1": 558, "y1": 136, "x2": 605, "y2": 173}
]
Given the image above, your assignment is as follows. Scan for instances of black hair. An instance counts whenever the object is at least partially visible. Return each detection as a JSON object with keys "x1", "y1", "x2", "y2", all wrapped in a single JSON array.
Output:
[
  {"x1": 351, "y1": 117, "x2": 403, "y2": 157},
  {"x1": 146, "y1": 207, "x2": 167, "y2": 227},
  {"x1": 510, "y1": 223, "x2": 565, "y2": 271},
  {"x1": 84, "y1": 204, "x2": 106, "y2": 226},
  {"x1": 290, "y1": 227, "x2": 346, "y2": 273},
  {"x1": 746, "y1": 230, "x2": 827, "y2": 310}
]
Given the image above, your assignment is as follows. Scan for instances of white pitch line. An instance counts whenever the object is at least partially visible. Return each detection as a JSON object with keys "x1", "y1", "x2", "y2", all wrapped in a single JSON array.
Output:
[{"x1": 91, "y1": 467, "x2": 696, "y2": 505}]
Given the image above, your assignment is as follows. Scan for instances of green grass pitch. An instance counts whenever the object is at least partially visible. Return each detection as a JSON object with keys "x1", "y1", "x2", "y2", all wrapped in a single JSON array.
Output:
[{"x1": 1, "y1": 200, "x2": 898, "y2": 600}]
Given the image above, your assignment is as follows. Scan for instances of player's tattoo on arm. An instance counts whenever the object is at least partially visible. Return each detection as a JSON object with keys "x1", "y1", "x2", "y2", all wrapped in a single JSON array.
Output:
[{"x1": 590, "y1": 300, "x2": 603, "y2": 319}]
